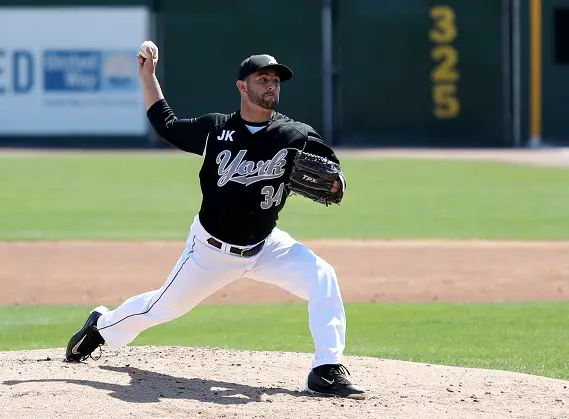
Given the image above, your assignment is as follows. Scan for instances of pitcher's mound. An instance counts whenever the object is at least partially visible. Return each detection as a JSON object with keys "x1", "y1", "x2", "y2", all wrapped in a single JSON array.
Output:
[{"x1": 0, "y1": 346, "x2": 566, "y2": 419}]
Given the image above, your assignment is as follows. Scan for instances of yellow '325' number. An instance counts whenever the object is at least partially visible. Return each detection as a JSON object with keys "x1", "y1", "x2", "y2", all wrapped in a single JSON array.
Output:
[{"x1": 429, "y1": 5, "x2": 460, "y2": 119}]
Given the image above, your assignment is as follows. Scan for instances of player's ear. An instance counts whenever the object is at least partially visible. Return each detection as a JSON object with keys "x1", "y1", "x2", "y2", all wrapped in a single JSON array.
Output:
[{"x1": 236, "y1": 79, "x2": 247, "y2": 94}]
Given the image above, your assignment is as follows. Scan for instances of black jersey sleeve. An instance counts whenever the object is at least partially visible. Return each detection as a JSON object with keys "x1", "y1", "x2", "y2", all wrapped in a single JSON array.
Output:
[
  {"x1": 301, "y1": 128, "x2": 340, "y2": 164},
  {"x1": 147, "y1": 99, "x2": 218, "y2": 155},
  {"x1": 301, "y1": 127, "x2": 347, "y2": 191}
]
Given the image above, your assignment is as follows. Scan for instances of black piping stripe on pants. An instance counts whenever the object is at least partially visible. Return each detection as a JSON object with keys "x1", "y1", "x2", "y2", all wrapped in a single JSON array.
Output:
[{"x1": 97, "y1": 237, "x2": 196, "y2": 331}]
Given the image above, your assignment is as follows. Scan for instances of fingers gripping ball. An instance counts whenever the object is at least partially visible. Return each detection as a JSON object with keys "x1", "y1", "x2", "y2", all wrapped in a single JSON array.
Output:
[
  {"x1": 138, "y1": 40, "x2": 158, "y2": 59},
  {"x1": 288, "y1": 151, "x2": 344, "y2": 206}
]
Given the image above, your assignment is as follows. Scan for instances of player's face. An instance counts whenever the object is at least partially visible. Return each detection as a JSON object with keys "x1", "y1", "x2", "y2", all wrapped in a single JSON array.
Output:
[{"x1": 246, "y1": 70, "x2": 281, "y2": 110}]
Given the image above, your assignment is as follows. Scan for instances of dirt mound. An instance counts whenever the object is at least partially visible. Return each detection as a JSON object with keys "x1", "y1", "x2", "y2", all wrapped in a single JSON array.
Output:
[{"x1": 0, "y1": 346, "x2": 567, "y2": 419}]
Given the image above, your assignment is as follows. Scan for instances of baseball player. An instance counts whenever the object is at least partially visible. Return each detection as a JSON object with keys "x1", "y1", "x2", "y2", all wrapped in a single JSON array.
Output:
[{"x1": 65, "y1": 45, "x2": 366, "y2": 399}]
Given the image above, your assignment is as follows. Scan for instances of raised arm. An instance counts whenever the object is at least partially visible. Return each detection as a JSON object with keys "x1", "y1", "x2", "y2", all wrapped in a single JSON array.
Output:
[
  {"x1": 137, "y1": 42, "x2": 165, "y2": 111},
  {"x1": 137, "y1": 43, "x2": 217, "y2": 155}
]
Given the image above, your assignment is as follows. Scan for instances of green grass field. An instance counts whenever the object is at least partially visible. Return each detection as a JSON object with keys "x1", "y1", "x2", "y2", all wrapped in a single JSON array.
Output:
[
  {"x1": 1, "y1": 153, "x2": 568, "y2": 381},
  {"x1": 0, "y1": 154, "x2": 568, "y2": 240},
  {"x1": 1, "y1": 302, "x2": 568, "y2": 380}
]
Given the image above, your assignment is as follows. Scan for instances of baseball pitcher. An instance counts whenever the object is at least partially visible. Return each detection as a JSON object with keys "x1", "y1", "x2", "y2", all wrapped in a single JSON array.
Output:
[{"x1": 65, "y1": 43, "x2": 366, "y2": 399}]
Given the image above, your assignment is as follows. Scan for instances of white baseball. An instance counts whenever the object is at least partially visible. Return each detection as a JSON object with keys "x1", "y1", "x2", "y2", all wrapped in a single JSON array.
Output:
[{"x1": 139, "y1": 40, "x2": 158, "y2": 59}]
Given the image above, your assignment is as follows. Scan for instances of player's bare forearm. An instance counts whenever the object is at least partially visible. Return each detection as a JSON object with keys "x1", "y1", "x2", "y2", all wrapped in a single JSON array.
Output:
[{"x1": 140, "y1": 74, "x2": 165, "y2": 111}]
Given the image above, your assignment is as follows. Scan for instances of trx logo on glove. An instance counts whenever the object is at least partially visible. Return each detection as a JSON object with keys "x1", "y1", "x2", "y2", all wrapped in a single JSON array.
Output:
[
  {"x1": 302, "y1": 175, "x2": 317, "y2": 183},
  {"x1": 288, "y1": 151, "x2": 344, "y2": 206}
]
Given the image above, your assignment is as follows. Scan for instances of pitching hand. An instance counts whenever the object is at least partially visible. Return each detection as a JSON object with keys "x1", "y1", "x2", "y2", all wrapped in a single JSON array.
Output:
[{"x1": 137, "y1": 47, "x2": 158, "y2": 77}]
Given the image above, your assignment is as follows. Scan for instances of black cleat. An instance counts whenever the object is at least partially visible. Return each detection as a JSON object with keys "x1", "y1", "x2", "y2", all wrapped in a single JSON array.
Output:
[
  {"x1": 306, "y1": 364, "x2": 367, "y2": 399},
  {"x1": 65, "y1": 306, "x2": 108, "y2": 362}
]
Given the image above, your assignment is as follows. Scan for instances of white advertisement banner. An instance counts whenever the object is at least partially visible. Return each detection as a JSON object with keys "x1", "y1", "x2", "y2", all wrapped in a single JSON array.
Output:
[{"x1": 0, "y1": 7, "x2": 149, "y2": 135}]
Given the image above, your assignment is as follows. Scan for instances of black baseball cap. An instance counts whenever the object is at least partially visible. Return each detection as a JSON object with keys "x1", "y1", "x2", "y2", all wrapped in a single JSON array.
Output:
[{"x1": 238, "y1": 54, "x2": 293, "y2": 81}]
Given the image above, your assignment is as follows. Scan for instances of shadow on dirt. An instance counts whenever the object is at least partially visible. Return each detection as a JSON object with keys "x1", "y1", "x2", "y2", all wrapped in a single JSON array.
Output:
[{"x1": 4, "y1": 364, "x2": 308, "y2": 405}]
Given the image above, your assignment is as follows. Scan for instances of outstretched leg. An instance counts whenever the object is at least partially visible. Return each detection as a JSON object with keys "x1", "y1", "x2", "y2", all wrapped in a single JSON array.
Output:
[
  {"x1": 66, "y1": 222, "x2": 250, "y2": 361},
  {"x1": 96, "y1": 238, "x2": 240, "y2": 348}
]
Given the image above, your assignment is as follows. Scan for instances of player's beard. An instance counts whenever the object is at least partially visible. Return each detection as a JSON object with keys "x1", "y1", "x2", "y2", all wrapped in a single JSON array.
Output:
[{"x1": 247, "y1": 88, "x2": 278, "y2": 110}]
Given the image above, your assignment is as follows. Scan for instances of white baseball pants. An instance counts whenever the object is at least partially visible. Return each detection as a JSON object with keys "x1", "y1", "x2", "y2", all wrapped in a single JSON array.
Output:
[{"x1": 96, "y1": 215, "x2": 346, "y2": 368}]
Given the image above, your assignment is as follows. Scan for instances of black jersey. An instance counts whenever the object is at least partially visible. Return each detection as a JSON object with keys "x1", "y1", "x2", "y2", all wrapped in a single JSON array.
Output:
[{"x1": 147, "y1": 99, "x2": 343, "y2": 246}]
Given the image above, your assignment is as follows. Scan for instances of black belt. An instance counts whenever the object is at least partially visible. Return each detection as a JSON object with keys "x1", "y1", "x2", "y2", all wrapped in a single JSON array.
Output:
[{"x1": 207, "y1": 237, "x2": 265, "y2": 258}]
